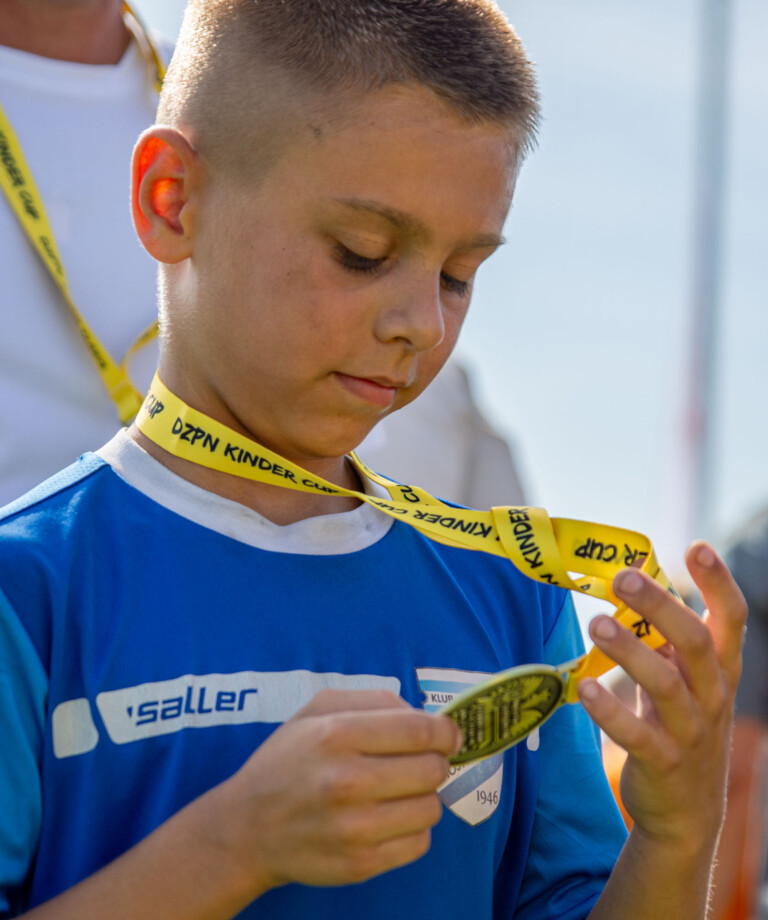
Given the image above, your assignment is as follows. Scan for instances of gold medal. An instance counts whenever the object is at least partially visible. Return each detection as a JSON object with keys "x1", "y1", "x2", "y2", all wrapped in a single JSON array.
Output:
[{"x1": 442, "y1": 664, "x2": 572, "y2": 764}]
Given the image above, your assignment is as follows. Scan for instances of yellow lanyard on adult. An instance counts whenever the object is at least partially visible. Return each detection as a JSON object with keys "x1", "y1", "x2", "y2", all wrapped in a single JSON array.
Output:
[
  {"x1": 0, "y1": 2, "x2": 165, "y2": 423},
  {"x1": 136, "y1": 372, "x2": 681, "y2": 702}
]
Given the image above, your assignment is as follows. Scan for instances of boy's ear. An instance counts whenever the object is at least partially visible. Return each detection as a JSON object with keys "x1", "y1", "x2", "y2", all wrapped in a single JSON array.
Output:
[{"x1": 132, "y1": 126, "x2": 199, "y2": 263}]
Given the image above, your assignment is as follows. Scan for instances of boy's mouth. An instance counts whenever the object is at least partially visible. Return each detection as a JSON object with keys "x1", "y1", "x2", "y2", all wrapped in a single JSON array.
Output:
[{"x1": 334, "y1": 372, "x2": 401, "y2": 408}]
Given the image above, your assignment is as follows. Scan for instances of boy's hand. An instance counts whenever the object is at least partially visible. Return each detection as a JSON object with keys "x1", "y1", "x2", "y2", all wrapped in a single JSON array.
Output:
[
  {"x1": 209, "y1": 689, "x2": 462, "y2": 898},
  {"x1": 577, "y1": 541, "x2": 747, "y2": 847}
]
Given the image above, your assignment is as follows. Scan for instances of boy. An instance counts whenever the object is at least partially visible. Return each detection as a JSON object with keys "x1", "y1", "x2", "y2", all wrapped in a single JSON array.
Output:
[{"x1": 0, "y1": 1, "x2": 745, "y2": 918}]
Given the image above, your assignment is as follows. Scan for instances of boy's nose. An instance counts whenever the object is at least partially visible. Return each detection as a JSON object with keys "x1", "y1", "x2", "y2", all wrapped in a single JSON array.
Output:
[{"x1": 372, "y1": 278, "x2": 446, "y2": 353}]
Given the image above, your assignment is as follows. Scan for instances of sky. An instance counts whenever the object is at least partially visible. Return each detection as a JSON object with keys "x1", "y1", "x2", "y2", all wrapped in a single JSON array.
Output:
[{"x1": 133, "y1": 0, "x2": 768, "y2": 585}]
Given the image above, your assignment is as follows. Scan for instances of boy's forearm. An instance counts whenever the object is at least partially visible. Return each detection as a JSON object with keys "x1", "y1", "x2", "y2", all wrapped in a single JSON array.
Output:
[
  {"x1": 14, "y1": 693, "x2": 460, "y2": 919},
  {"x1": 19, "y1": 785, "x2": 267, "y2": 920},
  {"x1": 587, "y1": 827, "x2": 716, "y2": 920}
]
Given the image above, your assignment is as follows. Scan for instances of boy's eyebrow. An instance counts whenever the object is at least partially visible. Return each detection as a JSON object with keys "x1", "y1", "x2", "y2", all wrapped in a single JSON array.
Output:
[{"x1": 330, "y1": 197, "x2": 506, "y2": 249}]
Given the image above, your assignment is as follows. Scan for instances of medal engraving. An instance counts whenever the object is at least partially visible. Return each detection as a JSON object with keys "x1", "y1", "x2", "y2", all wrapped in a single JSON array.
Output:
[{"x1": 443, "y1": 666, "x2": 565, "y2": 764}]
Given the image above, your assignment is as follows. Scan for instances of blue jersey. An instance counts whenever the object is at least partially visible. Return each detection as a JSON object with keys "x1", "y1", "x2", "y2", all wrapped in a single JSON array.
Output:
[{"x1": 0, "y1": 433, "x2": 626, "y2": 919}]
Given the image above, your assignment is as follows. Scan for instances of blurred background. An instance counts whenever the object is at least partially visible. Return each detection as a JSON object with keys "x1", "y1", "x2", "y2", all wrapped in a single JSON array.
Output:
[{"x1": 132, "y1": 0, "x2": 767, "y2": 580}]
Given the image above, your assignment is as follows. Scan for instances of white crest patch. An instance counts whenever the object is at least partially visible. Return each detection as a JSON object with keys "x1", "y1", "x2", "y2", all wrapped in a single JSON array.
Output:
[{"x1": 416, "y1": 667, "x2": 504, "y2": 826}]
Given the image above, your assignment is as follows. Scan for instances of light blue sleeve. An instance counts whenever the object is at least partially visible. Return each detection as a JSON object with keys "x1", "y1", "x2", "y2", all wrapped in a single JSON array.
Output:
[
  {"x1": 0, "y1": 587, "x2": 47, "y2": 918},
  {"x1": 513, "y1": 594, "x2": 627, "y2": 920}
]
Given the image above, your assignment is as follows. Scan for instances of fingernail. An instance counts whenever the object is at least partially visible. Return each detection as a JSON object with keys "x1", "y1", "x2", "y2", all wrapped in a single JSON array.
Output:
[
  {"x1": 591, "y1": 616, "x2": 618, "y2": 640},
  {"x1": 615, "y1": 570, "x2": 644, "y2": 595},
  {"x1": 579, "y1": 679, "x2": 600, "y2": 701},
  {"x1": 452, "y1": 727, "x2": 464, "y2": 754},
  {"x1": 696, "y1": 545, "x2": 716, "y2": 568}
]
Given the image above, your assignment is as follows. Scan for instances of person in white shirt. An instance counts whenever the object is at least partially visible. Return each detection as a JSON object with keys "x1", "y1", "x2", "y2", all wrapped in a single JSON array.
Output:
[{"x1": 0, "y1": 0, "x2": 171, "y2": 505}]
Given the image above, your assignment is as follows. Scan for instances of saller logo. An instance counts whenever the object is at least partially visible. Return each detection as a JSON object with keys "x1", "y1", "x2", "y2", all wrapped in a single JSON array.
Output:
[
  {"x1": 97, "y1": 670, "x2": 400, "y2": 745},
  {"x1": 46, "y1": 670, "x2": 402, "y2": 756}
]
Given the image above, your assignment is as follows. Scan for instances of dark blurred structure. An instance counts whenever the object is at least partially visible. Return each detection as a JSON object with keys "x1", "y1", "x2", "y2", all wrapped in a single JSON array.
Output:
[{"x1": 710, "y1": 510, "x2": 768, "y2": 920}]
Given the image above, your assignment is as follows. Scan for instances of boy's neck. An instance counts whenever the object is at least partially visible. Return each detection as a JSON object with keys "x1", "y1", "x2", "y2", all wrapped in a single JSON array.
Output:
[
  {"x1": 129, "y1": 426, "x2": 364, "y2": 526},
  {"x1": 0, "y1": 1, "x2": 130, "y2": 65}
]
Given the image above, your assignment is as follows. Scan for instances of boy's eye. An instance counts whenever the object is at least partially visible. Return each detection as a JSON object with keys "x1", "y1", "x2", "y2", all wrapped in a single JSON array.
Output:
[
  {"x1": 441, "y1": 272, "x2": 470, "y2": 297},
  {"x1": 335, "y1": 242, "x2": 471, "y2": 297},
  {"x1": 334, "y1": 243, "x2": 386, "y2": 274}
]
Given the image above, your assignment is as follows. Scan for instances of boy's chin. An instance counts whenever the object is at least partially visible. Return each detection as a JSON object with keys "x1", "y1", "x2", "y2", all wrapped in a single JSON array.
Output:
[{"x1": 291, "y1": 423, "x2": 387, "y2": 467}]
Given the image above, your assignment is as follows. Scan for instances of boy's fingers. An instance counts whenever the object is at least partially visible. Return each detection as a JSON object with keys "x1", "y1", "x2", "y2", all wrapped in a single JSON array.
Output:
[
  {"x1": 577, "y1": 678, "x2": 656, "y2": 756},
  {"x1": 361, "y1": 752, "x2": 451, "y2": 801},
  {"x1": 612, "y1": 569, "x2": 691, "y2": 647},
  {"x1": 307, "y1": 750, "x2": 451, "y2": 805},
  {"x1": 348, "y1": 828, "x2": 434, "y2": 880},
  {"x1": 314, "y1": 708, "x2": 462, "y2": 758},
  {"x1": 329, "y1": 793, "x2": 443, "y2": 851},
  {"x1": 587, "y1": 615, "x2": 699, "y2": 739},
  {"x1": 612, "y1": 568, "x2": 719, "y2": 704},
  {"x1": 684, "y1": 541, "x2": 747, "y2": 689}
]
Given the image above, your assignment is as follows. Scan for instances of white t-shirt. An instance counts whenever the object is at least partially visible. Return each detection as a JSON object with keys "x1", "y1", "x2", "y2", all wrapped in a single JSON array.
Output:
[
  {"x1": 358, "y1": 359, "x2": 527, "y2": 508},
  {"x1": 0, "y1": 35, "x2": 170, "y2": 505}
]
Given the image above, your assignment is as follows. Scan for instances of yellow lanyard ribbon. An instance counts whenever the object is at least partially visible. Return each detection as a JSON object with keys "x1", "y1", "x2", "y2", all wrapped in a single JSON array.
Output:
[
  {"x1": 136, "y1": 373, "x2": 680, "y2": 700},
  {"x1": 0, "y1": 2, "x2": 165, "y2": 423},
  {"x1": 121, "y1": 1, "x2": 166, "y2": 95}
]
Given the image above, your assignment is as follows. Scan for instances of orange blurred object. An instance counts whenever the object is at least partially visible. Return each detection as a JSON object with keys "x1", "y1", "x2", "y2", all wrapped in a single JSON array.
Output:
[
  {"x1": 602, "y1": 736, "x2": 632, "y2": 831},
  {"x1": 710, "y1": 718, "x2": 768, "y2": 920},
  {"x1": 604, "y1": 717, "x2": 768, "y2": 919}
]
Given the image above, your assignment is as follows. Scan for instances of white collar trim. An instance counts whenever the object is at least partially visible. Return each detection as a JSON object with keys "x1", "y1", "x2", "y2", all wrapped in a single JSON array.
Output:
[{"x1": 96, "y1": 430, "x2": 394, "y2": 556}]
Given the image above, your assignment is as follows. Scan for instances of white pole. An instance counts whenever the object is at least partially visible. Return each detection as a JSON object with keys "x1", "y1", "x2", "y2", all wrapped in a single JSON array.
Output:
[{"x1": 687, "y1": 0, "x2": 731, "y2": 542}]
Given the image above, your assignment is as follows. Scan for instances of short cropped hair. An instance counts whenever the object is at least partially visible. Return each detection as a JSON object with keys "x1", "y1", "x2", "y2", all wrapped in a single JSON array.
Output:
[{"x1": 158, "y1": 0, "x2": 540, "y2": 177}]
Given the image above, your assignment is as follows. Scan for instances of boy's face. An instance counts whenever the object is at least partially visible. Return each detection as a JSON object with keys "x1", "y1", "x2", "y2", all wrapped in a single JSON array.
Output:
[{"x1": 173, "y1": 84, "x2": 517, "y2": 467}]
